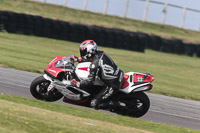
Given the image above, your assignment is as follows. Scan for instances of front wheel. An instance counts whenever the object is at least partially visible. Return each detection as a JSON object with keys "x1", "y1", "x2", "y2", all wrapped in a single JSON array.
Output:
[
  {"x1": 30, "y1": 76, "x2": 63, "y2": 102},
  {"x1": 114, "y1": 92, "x2": 150, "y2": 117}
]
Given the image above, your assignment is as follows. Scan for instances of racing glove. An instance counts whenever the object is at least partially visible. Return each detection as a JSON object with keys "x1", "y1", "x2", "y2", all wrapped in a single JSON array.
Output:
[
  {"x1": 70, "y1": 56, "x2": 82, "y2": 63},
  {"x1": 70, "y1": 79, "x2": 80, "y2": 87}
]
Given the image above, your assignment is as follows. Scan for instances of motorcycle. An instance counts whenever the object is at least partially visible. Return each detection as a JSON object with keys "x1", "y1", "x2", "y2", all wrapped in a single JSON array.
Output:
[{"x1": 30, "y1": 55, "x2": 155, "y2": 117}]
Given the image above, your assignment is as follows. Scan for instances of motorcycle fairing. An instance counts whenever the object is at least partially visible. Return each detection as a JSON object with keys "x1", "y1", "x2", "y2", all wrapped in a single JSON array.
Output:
[
  {"x1": 45, "y1": 56, "x2": 73, "y2": 78},
  {"x1": 121, "y1": 74, "x2": 129, "y2": 89},
  {"x1": 75, "y1": 62, "x2": 105, "y2": 86},
  {"x1": 75, "y1": 62, "x2": 90, "y2": 80},
  {"x1": 120, "y1": 72, "x2": 155, "y2": 93},
  {"x1": 45, "y1": 56, "x2": 154, "y2": 95}
]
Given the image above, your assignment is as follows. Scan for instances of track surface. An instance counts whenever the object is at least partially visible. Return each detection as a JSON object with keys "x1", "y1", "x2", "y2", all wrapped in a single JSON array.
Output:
[{"x1": 0, "y1": 67, "x2": 200, "y2": 130}]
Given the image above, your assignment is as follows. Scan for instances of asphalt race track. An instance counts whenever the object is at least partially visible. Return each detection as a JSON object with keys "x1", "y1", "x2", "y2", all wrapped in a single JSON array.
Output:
[{"x1": 0, "y1": 67, "x2": 200, "y2": 130}]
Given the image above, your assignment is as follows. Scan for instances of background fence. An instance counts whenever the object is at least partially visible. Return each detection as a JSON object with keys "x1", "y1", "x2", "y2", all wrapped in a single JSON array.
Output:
[
  {"x1": 37, "y1": 0, "x2": 200, "y2": 31},
  {"x1": 1, "y1": 10, "x2": 200, "y2": 57}
]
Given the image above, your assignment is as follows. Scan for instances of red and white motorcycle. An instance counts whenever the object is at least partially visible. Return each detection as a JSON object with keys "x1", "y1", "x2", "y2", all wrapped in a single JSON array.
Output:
[{"x1": 30, "y1": 55, "x2": 155, "y2": 117}]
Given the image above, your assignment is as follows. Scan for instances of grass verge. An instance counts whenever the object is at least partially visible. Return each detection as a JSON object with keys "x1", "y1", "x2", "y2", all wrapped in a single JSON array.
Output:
[
  {"x1": 0, "y1": 94, "x2": 198, "y2": 133},
  {"x1": 0, "y1": 0, "x2": 200, "y2": 43},
  {"x1": 0, "y1": 99, "x2": 149, "y2": 133},
  {"x1": 0, "y1": 32, "x2": 200, "y2": 101}
]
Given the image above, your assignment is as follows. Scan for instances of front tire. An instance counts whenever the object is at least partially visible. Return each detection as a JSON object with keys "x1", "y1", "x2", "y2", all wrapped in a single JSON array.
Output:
[
  {"x1": 114, "y1": 92, "x2": 150, "y2": 117},
  {"x1": 30, "y1": 76, "x2": 63, "y2": 102}
]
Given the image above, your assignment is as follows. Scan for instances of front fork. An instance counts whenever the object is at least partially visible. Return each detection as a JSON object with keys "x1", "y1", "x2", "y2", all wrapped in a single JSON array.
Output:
[
  {"x1": 43, "y1": 74, "x2": 54, "y2": 92},
  {"x1": 43, "y1": 74, "x2": 71, "y2": 91},
  {"x1": 43, "y1": 74, "x2": 90, "y2": 101}
]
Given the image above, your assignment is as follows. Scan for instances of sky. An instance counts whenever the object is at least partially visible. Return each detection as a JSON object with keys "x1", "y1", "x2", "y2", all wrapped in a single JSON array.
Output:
[{"x1": 33, "y1": 0, "x2": 200, "y2": 31}]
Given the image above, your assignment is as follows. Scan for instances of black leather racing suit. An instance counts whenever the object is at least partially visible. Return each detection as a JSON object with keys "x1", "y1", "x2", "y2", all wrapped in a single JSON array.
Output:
[{"x1": 79, "y1": 50, "x2": 124, "y2": 109}]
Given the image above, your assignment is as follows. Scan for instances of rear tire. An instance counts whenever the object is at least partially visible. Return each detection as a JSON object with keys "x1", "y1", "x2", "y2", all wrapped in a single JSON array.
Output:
[
  {"x1": 114, "y1": 92, "x2": 150, "y2": 117},
  {"x1": 30, "y1": 76, "x2": 63, "y2": 102}
]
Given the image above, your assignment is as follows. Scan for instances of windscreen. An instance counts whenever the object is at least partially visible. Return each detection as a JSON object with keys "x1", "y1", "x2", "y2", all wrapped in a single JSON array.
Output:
[{"x1": 50, "y1": 56, "x2": 74, "y2": 70}]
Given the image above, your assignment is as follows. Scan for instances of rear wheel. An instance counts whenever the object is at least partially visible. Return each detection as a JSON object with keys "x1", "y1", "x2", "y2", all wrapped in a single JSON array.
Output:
[
  {"x1": 114, "y1": 92, "x2": 150, "y2": 117},
  {"x1": 30, "y1": 76, "x2": 63, "y2": 102}
]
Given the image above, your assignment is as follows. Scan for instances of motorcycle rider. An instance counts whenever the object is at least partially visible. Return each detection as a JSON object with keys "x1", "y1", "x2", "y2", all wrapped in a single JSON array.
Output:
[{"x1": 70, "y1": 40, "x2": 124, "y2": 110}]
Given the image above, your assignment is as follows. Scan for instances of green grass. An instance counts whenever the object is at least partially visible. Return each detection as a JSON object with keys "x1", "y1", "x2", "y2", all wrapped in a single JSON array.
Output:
[
  {"x1": 0, "y1": 98, "x2": 147, "y2": 133},
  {"x1": 0, "y1": 94, "x2": 199, "y2": 133},
  {"x1": 0, "y1": 32, "x2": 200, "y2": 101},
  {"x1": 0, "y1": 0, "x2": 200, "y2": 43}
]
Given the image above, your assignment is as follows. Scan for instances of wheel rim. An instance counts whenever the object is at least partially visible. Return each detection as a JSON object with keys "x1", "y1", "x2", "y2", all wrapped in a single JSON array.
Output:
[
  {"x1": 36, "y1": 81, "x2": 60, "y2": 97},
  {"x1": 119, "y1": 98, "x2": 145, "y2": 116},
  {"x1": 36, "y1": 81, "x2": 50, "y2": 96}
]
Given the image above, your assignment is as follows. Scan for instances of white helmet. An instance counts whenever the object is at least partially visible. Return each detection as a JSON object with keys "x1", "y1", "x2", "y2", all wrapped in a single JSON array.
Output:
[{"x1": 80, "y1": 40, "x2": 98, "y2": 59}]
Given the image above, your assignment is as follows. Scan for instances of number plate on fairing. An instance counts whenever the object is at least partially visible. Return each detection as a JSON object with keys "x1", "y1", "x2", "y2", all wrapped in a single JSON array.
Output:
[{"x1": 120, "y1": 72, "x2": 152, "y2": 93}]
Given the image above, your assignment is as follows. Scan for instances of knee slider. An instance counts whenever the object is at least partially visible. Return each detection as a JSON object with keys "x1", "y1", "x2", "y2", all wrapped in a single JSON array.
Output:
[{"x1": 91, "y1": 99, "x2": 98, "y2": 108}]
